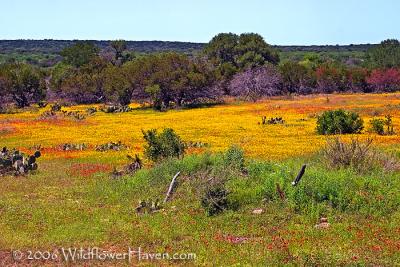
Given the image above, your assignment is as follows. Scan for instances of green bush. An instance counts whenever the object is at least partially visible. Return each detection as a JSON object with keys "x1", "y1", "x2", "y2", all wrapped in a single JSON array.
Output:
[
  {"x1": 369, "y1": 118, "x2": 385, "y2": 135},
  {"x1": 369, "y1": 115, "x2": 395, "y2": 135},
  {"x1": 316, "y1": 109, "x2": 364, "y2": 135},
  {"x1": 223, "y1": 145, "x2": 245, "y2": 171},
  {"x1": 142, "y1": 128, "x2": 185, "y2": 162}
]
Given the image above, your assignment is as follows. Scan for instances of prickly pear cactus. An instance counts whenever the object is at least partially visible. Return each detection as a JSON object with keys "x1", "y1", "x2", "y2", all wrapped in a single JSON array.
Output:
[
  {"x1": 95, "y1": 141, "x2": 127, "y2": 152},
  {"x1": 101, "y1": 105, "x2": 132, "y2": 113},
  {"x1": 0, "y1": 147, "x2": 41, "y2": 176}
]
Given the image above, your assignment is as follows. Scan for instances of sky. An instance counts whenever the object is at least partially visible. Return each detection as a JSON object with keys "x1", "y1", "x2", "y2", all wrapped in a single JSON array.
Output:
[{"x1": 1, "y1": 0, "x2": 399, "y2": 45}]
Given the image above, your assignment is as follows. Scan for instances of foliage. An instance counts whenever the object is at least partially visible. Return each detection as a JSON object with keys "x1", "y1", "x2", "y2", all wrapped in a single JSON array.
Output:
[
  {"x1": 279, "y1": 61, "x2": 312, "y2": 93},
  {"x1": 100, "y1": 105, "x2": 132, "y2": 113},
  {"x1": 369, "y1": 118, "x2": 385, "y2": 135},
  {"x1": 60, "y1": 41, "x2": 100, "y2": 67},
  {"x1": 369, "y1": 115, "x2": 395, "y2": 135},
  {"x1": 315, "y1": 63, "x2": 347, "y2": 93},
  {"x1": 223, "y1": 145, "x2": 245, "y2": 171},
  {"x1": 345, "y1": 67, "x2": 369, "y2": 92},
  {"x1": 126, "y1": 53, "x2": 219, "y2": 110},
  {"x1": 322, "y1": 137, "x2": 399, "y2": 174},
  {"x1": 229, "y1": 65, "x2": 282, "y2": 101},
  {"x1": 201, "y1": 186, "x2": 229, "y2": 216},
  {"x1": 110, "y1": 39, "x2": 127, "y2": 62},
  {"x1": 204, "y1": 32, "x2": 279, "y2": 81},
  {"x1": 142, "y1": 128, "x2": 185, "y2": 162},
  {"x1": 101, "y1": 64, "x2": 132, "y2": 105},
  {"x1": 366, "y1": 68, "x2": 400, "y2": 92},
  {"x1": 50, "y1": 58, "x2": 108, "y2": 104},
  {"x1": 366, "y1": 39, "x2": 400, "y2": 68},
  {"x1": 0, "y1": 62, "x2": 46, "y2": 107},
  {"x1": 316, "y1": 109, "x2": 364, "y2": 135}
]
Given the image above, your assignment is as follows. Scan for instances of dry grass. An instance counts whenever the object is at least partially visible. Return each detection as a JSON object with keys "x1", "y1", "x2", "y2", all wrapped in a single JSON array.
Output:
[{"x1": 322, "y1": 137, "x2": 400, "y2": 173}]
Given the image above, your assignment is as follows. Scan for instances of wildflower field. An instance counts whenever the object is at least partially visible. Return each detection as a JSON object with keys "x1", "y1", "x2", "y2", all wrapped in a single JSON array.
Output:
[
  {"x1": 2, "y1": 93, "x2": 400, "y2": 160},
  {"x1": 1, "y1": 93, "x2": 400, "y2": 265}
]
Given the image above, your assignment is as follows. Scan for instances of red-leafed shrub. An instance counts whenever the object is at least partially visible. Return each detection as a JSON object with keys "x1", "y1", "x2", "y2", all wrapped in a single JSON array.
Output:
[{"x1": 366, "y1": 68, "x2": 400, "y2": 92}]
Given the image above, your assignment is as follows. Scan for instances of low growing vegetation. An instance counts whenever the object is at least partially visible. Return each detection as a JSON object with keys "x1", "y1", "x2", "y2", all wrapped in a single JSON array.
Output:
[
  {"x1": 316, "y1": 109, "x2": 364, "y2": 135},
  {"x1": 142, "y1": 128, "x2": 186, "y2": 162}
]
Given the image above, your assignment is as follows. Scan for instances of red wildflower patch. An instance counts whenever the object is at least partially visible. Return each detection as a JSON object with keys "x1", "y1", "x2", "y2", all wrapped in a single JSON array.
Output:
[
  {"x1": 214, "y1": 233, "x2": 250, "y2": 244},
  {"x1": 0, "y1": 125, "x2": 15, "y2": 136},
  {"x1": 69, "y1": 163, "x2": 112, "y2": 177}
]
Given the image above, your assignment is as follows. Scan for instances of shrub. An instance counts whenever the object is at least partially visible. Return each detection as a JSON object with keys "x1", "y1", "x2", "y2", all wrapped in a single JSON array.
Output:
[
  {"x1": 366, "y1": 68, "x2": 400, "y2": 92},
  {"x1": 201, "y1": 186, "x2": 229, "y2": 216},
  {"x1": 223, "y1": 145, "x2": 245, "y2": 171},
  {"x1": 142, "y1": 128, "x2": 185, "y2": 162},
  {"x1": 369, "y1": 115, "x2": 395, "y2": 135},
  {"x1": 322, "y1": 137, "x2": 399, "y2": 173},
  {"x1": 369, "y1": 118, "x2": 385, "y2": 135},
  {"x1": 316, "y1": 109, "x2": 364, "y2": 135},
  {"x1": 315, "y1": 63, "x2": 347, "y2": 93}
]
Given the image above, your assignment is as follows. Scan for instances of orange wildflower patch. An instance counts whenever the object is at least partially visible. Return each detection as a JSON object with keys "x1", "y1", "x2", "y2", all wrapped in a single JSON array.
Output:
[
  {"x1": 0, "y1": 124, "x2": 16, "y2": 136},
  {"x1": 69, "y1": 163, "x2": 112, "y2": 177}
]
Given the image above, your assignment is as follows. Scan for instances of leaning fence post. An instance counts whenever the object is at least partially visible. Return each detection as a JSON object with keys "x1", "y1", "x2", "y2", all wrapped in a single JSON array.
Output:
[{"x1": 292, "y1": 165, "x2": 307, "y2": 186}]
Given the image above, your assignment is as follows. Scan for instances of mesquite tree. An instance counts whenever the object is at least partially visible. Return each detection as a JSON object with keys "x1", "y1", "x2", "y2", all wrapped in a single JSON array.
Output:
[
  {"x1": 0, "y1": 63, "x2": 46, "y2": 107},
  {"x1": 229, "y1": 65, "x2": 282, "y2": 102}
]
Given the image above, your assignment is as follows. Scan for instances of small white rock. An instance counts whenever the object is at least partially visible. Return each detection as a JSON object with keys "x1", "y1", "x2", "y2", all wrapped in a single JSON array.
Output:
[{"x1": 252, "y1": 208, "x2": 264, "y2": 214}]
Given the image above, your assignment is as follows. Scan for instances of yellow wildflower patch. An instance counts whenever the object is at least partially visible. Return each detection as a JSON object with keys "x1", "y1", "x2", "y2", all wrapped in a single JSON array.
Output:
[{"x1": 1, "y1": 93, "x2": 399, "y2": 160}]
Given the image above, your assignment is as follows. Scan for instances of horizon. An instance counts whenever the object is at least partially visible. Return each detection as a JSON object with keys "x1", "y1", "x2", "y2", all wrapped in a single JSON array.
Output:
[
  {"x1": 1, "y1": 0, "x2": 399, "y2": 45},
  {"x1": 0, "y1": 39, "x2": 382, "y2": 46}
]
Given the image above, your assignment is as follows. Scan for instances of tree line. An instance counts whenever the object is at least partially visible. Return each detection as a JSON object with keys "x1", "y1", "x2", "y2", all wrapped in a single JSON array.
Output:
[{"x1": 1, "y1": 34, "x2": 400, "y2": 111}]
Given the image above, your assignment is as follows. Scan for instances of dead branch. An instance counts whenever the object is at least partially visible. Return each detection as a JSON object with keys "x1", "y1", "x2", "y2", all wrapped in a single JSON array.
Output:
[{"x1": 164, "y1": 171, "x2": 181, "y2": 203}]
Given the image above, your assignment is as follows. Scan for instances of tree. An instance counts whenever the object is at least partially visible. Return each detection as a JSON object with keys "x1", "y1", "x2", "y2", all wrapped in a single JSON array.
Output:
[
  {"x1": 51, "y1": 57, "x2": 108, "y2": 103},
  {"x1": 203, "y1": 33, "x2": 238, "y2": 67},
  {"x1": 235, "y1": 33, "x2": 280, "y2": 68},
  {"x1": 0, "y1": 63, "x2": 46, "y2": 108},
  {"x1": 60, "y1": 41, "x2": 99, "y2": 68},
  {"x1": 366, "y1": 68, "x2": 400, "y2": 92},
  {"x1": 125, "y1": 53, "x2": 218, "y2": 110},
  {"x1": 229, "y1": 65, "x2": 282, "y2": 102},
  {"x1": 299, "y1": 53, "x2": 323, "y2": 70},
  {"x1": 0, "y1": 73, "x2": 9, "y2": 110},
  {"x1": 279, "y1": 61, "x2": 310, "y2": 93},
  {"x1": 110, "y1": 39, "x2": 127, "y2": 62},
  {"x1": 204, "y1": 32, "x2": 279, "y2": 81},
  {"x1": 102, "y1": 64, "x2": 132, "y2": 105},
  {"x1": 366, "y1": 39, "x2": 400, "y2": 68},
  {"x1": 315, "y1": 63, "x2": 347, "y2": 93},
  {"x1": 346, "y1": 67, "x2": 369, "y2": 92}
]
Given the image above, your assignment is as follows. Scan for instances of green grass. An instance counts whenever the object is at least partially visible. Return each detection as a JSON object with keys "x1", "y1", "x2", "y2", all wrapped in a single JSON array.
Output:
[{"x1": 1, "y1": 148, "x2": 400, "y2": 265}]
